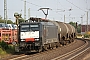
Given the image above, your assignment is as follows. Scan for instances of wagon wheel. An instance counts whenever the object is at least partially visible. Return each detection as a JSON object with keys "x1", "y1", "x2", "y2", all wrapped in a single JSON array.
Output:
[{"x1": 43, "y1": 45, "x2": 48, "y2": 51}]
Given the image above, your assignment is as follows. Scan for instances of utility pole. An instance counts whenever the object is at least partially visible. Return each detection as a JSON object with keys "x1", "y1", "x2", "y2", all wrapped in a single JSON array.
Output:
[
  {"x1": 81, "y1": 16, "x2": 83, "y2": 34},
  {"x1": 76, "y1": 22, "x2": 78, "y2": 34},
  {"x1": 64, "y1": 15, "x2": 65, "y2": 23},
  {"x1": 4, "y1": 0, "x2": 7, "y2": 24},
  {"x1": 24, "y1": 0, "x2": 26, "y2": 20},
  {"x1": 20, "y1": 9, "x2": 22, "y2": 15},
  {"x1": 28, "y1": 8, "x2": 30, "y2": 18},
  {"x1": 86, "y1": 11, "x2": 88, "y2": 32}
]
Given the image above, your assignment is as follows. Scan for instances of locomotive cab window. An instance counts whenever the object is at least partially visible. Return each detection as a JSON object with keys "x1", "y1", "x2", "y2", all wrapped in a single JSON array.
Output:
[
  {"x1": 20, "y1": 24, "x2": 40, "y2": 32},
  {"x1": 30, "y1": 24, "x2": 39, "y2": 31},
  {"x1": 20, "y1": 24, "x2": 30, "y2": 32}
]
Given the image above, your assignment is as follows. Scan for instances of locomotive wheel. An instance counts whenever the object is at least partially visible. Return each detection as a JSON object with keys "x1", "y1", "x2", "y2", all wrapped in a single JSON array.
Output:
[
  {"x1": 36, "y1": 46, "x2": 42, "y2": 53},
  {"x1": 36, "y1": 49, "x2": 42, "y2": 53},
  {"x1": 24, "y1": 51, "x2": 31, "y2": 54}
]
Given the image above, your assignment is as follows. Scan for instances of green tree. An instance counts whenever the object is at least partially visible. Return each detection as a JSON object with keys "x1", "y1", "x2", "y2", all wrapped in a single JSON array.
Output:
[
  {"x1": 7, "y1": 20, "x2": 13, "y2": 24},
  {"x1": 0, "y1": 19, "x2": 4, "y2": 23},
  {"x1": 0, "y1": 15, "x2": 2, "y2": 19},
  {"x1": 0, "y1": 19, "x2": 14, "y2": 24},
  {"x1": 18, "y1": 18, "x2": 25, "y2": 24},
  {"x1": 0, "y1": 15, "x2": 14, "y2": 24},
  {"x1": 69, "y1": 21, "x2": 76, "y2": 27},
  {"x1": 69, "y1": 21, "x2": 81, "y2": 33},
  {"x1": 77, "y1": 24, "x2": 81, "y2": 33}
]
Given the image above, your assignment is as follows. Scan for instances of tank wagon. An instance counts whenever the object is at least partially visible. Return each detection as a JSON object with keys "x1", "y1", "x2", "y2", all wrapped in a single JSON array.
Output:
[
  {"x1": 13, "y1": 17, "x2": 76, "y2": 53},
  {"x1": 50, "y1": 21, "x2": 76, "y2": 44}
]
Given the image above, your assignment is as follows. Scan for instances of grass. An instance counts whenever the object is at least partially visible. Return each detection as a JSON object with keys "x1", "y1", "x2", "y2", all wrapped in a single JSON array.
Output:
[
  {"x1": 0, "y1": 45, "x2": 15, "y2": 59},
  {"x1": 0, "y1": 48, "x2": 7, "y2": 59},
  {"x1": 0, "y1": 41, "x2": 15, "y2": 59},
  {"x1": 0, "y1": 48, "x2": 6, "y2": 55}
]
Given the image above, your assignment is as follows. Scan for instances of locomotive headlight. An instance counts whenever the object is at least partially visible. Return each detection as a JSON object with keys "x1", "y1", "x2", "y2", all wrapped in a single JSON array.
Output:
[
  {"x1": 21, "y1": 39, "x2": 25, "y2": 41},
  {"x1": 35, "y1": 38, "x2": 39, "y2": 41}
]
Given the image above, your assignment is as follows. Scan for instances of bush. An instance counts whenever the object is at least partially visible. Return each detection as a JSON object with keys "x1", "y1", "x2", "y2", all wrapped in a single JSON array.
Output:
[
  {"x1": 0, "y1": 41, "x2": 14, "y2": 54},
  {"x1": 0, "y1": 41, "x2": 8, "y2": 50},
  {"x1": 84, "y1": 34, "x2": 90, "y2": 38}
]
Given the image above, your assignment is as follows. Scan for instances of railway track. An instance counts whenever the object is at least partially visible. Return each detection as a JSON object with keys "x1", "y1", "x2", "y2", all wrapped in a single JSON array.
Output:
[
  {"x1": 72, "y1": 39, "x2": 90, "y2": 60},
  {"x1": 52, "y1": 39, "x2": 88, "y2": 60},
  {"x1": 1, "y1": 39, "x2": 88, "y2": 60}
]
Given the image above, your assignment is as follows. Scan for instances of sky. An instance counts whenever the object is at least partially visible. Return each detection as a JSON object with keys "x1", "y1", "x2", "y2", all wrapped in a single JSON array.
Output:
[{"x1": 0, "y1": 0, "x2": 90, "y2": 24}]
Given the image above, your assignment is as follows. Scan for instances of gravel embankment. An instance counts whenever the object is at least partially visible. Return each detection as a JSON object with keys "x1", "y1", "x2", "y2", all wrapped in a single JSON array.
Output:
[
  {"x1": 19, "y1": 39, "x2": 85, "y2": 60},
  {"x1": 1, "y1": 39, "x2": 87, "y2": 60}
]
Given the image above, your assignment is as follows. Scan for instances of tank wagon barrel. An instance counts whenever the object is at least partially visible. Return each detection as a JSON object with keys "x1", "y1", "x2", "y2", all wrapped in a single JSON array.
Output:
[
  {"x1": 55, "y1": 21, "x2": 69, "y2": 38},
  {"x1": 49, "y1": 20, "x2": 76, "y2": 41},
  {"x1": 65, "y1": 23, "x2": 73, "y2": 34}
]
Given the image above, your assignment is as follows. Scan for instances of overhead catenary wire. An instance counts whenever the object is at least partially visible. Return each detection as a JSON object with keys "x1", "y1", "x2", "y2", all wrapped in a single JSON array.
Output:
[
  {"x1": 66, "y1": 0, "x2": 85, "y2": 12},
  {"x1": 84, "y1": 0, "x2": 88, "y2": 9},
  {"x1": 20, "y1": 0, "x2": 75, "y2": 21},
  {"x1": 56, "y1": 0, "x2": 66, "y2": 10},
  {"x1": 66, "y1": 0, "x2": 90, "y2": 31},
  {"x1": 20, "y1": 0, "x2": 85, "y2": 21},
  {"x1": 21, "y1": 0, "x2": 42, "y2": 7},
  {"x1": 20, "y1": 0, "x2": 63, "y2": 17}
]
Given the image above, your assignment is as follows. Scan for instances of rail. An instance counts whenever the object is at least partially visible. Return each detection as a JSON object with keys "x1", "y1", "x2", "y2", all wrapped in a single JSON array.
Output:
[{"x1": 51, "y1": 40, "x2": 88, "y2": 60}]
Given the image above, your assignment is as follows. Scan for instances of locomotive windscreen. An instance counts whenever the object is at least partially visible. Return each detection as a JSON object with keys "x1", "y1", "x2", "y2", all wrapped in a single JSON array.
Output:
[
  {"x1": 20, "y1": 24, "x2": 39, "y2": 32},
  {"x1": 21, "y1": 24, "x2": 29, "y2": 32},
  {"x1": 30, "y1": 25, "x2": 39, "y2": 31},
  {"x1": 19, "y1": 23, "x2": 40, "y2": 40}
]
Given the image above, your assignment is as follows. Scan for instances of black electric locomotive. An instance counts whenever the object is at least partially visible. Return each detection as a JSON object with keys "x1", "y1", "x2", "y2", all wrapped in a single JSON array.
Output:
[{"x1": 14, "y1": 21, "x2": 59, "y2": 53}]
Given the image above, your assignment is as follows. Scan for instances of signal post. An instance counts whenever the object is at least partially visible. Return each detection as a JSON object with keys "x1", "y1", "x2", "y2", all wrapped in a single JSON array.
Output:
[{"x1": 14, "y1": 13, "x2": 19, "y2": 43}]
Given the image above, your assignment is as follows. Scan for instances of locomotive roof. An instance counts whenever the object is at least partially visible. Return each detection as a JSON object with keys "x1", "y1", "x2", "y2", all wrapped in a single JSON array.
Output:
[{"x1": 20, "y1": 22, "x2": 55, "y2": 26}]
